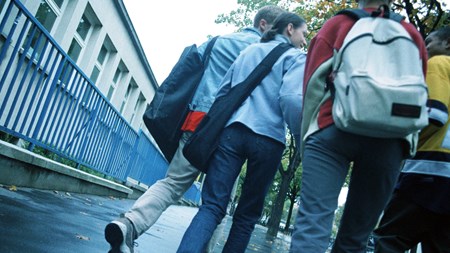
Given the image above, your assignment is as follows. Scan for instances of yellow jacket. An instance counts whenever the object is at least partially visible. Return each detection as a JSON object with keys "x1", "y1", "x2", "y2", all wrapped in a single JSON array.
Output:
[{"x1": 402, "y1": 55, "x2": 450, "y2": 177}]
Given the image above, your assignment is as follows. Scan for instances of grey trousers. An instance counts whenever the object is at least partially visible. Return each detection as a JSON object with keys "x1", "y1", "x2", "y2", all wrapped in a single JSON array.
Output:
[
  {"x1": 125, "y1": 132, "x2": 223, "y2": 252},
  {"x1": 290, "y1": 125, "x2": 404, "y2": 253}
]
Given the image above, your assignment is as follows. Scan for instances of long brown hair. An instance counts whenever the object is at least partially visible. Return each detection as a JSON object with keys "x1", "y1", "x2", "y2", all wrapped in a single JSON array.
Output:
[{"x1": 261, "y1": 12, "x2": 305, "y2": 42}]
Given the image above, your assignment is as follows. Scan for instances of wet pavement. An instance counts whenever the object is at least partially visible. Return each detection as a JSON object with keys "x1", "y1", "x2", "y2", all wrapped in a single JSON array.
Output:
[{"x1": 0, "y1": 185, "x2": 290, "y2": 253}]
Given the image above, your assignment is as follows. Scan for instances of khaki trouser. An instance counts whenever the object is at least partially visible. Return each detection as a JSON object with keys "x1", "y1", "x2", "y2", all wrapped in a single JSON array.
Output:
[{"x1": 125, "y1": 132, "x2": 224, "y2": 252}]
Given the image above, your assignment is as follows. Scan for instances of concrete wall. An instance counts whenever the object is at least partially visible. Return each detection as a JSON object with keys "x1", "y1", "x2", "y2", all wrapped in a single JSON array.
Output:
[{"x1": 0, "y1": 139, "x2": 139, "y2": 198}]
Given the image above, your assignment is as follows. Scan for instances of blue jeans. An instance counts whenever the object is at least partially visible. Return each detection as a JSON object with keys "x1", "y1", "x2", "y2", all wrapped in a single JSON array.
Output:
[
  {"x1": 289, "y1": 125, "x2": 404, "y2": 253},
  {"x1": 177, "y1": 123, "x2": 284, "y2": 253}
]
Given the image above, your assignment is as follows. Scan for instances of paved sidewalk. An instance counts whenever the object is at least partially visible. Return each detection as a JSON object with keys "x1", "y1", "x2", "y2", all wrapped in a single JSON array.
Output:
[{"x1": 0, "y1": 186, "x2": 290, "y2": 253}]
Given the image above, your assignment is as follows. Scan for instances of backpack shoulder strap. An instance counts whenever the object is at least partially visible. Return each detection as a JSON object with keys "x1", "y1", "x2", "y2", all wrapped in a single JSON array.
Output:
[
  {"x1": 336, "y1": 7, "x2": 404, "y2": 23},
  {"x1": 336, "y1": 8, "x2": 370, "y2": 20},
  {"x1": 202, "y1": 36, "x2": 219, "y2": 64},
  {"x1": 388, "y1": 12, "x2": 405, "y2": 23}
]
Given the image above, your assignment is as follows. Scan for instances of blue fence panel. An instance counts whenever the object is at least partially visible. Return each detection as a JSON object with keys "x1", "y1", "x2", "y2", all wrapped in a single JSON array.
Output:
[
  {"x1": 128, "y1": 131, "x2": 168, "y2": 186},
  {"x1": 0, "y1": 0, "x2": 200, "y2": 205},
  {"x1": 184, "y1": 181, "x2": 202, "y2": 204}
]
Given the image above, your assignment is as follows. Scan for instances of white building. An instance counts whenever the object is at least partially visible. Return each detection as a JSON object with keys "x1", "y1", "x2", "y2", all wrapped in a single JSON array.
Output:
[{"x1": 0, "y1": 0, "x2": 158, "y2": 130}]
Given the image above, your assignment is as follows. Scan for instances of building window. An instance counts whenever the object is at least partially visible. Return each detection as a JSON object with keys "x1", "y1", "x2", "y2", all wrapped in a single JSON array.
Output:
[
  {"x1": 69, "y1": 3, "x2": 98, "y2": 64},
  {"x1": 89, "y1": 45, "x2": 106, "y2": 84},
  {"x1": 120, "y1": 81, "x2": 137, "y2": 114},
  {"x1": 35, "y1": 0, "x2": 58, "y2": 32},
  {"x1": 53, "y1": 0, "x2": 64, "y2": 8},
  {"x1": 67, "y1": 38, "x2": 81, "y2": 62},
  {"x1": 90, "y1": 37, "x2": 115, "y2": 85},
  {"x1": 107, "y1": 67, "x2": 123, "y2": 100},
  {"x1": 130, "y1": 93, "x2": 145, "y2": 124},
  {"x1": 0, "y1": 1, "x2": 7, "y2": 19},
  {"x1": 90, "y1": 66, "x2": 100, "y2": 83},
  {"x1": 24, "y1": 0, "x2": 63, "y2": 58},
  {"x1": 97, "y1": 45, "x2": 108, "y2": 65},
  {"x1": 76, "y1": 14, "x2": 92, "y2": 41}
]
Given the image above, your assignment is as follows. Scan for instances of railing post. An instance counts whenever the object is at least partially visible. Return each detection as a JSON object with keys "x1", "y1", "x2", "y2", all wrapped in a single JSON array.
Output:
[
  {"x1": 0, "y1": 0, "x2": 167, "y2": 187},
  {"x1": 0, "y1": 0, "x2": 18, "y2": 66},
  {"x1": 125, "y1": 129, "x2": 141, "y2": 179},
  {"x1": 31, "y1": 57, "x2": 66, "y2": 141}
]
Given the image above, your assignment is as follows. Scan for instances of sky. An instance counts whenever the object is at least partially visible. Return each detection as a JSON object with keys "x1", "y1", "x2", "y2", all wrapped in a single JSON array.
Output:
[
  {"x1": 123, "y1": 0, "x2": 239, "y2": 84},
  {"x1": 123, "y1": 0, "x2": 450, "y2": 84}
]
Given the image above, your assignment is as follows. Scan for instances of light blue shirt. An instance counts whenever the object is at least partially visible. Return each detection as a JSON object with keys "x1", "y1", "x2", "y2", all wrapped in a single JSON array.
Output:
[
  {"x1": 190, "y1": 27, "x2": 262, "y2": 113},
  {"x1": 216, "y1": 35, "x2": 306, "y2": 144}
]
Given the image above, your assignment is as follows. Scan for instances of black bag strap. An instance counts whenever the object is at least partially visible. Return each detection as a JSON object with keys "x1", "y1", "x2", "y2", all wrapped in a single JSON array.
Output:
[
  {"x1": 234, "y1": 42, "x2": 293, "y2": 96},
  {"x1": 202, "y1": 36, "x2": 219, "y2": 65},
  {"x1": 336, "y1": 5, "x2": 404, "y2": 23},
  {"x1": 206, "y1": 43, "x2": 295, "y2": 131},
  {"x1": 337, "y1": 8, "x2": 370, "y2": 20},
  {"x1": 183, "y1": 36, "x2": 219, "y2": 112},
  {"x1": 182, "y1": 42, "x2": 294, "y2": 172}
]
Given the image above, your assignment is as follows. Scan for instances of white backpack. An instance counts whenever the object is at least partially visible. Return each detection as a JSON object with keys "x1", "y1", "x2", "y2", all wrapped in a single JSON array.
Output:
[{"x1": 331, "y1": 6, "x2": 428, "y2": 138}]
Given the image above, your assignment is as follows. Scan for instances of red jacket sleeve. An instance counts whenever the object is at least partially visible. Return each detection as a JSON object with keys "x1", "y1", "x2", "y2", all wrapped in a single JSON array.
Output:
[{"x1": 402, "y1": 22, "x2": 428, "y2": 76}]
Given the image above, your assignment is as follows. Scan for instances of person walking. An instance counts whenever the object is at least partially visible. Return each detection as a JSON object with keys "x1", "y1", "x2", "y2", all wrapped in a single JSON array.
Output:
[
  {"x1": 288, "y1": 0, "x2": 428, "y2": 252},
  {"x1": 104, "y1": 5, "x2": 285, "y2": 253},
  {"x1": 176, "y1": 12, "x2": 308, "y2": 253},
  {"x1": 373, "y1": 26, "x2": 450, "y2": 253}
]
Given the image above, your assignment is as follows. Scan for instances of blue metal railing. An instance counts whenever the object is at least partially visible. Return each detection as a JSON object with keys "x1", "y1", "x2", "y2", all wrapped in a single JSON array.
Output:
[{"x1": 0, "y1": 0, "x2": 201, "y2": 205}]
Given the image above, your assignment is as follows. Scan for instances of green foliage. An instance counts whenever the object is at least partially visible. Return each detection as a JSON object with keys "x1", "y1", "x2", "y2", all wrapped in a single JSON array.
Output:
[
  {"x1": 10, "y1": 137, "x2": 109, "y2": 179},
  {"x1": 0, "y1": 131, "x2": 17, "y2": 143},
  {"x1": 332, "y1": 205, "x2": 345, "y2": 237},
  {"x1": 294, "y1": 0, "x2": 357, "y2": 38},
  {"x1": 29, "y1": 144, "x2": 80, "y2": 168},
  {"x1": 393, "y1": 0, "x2": 449, "y2": 37},
  {"x1": 32, "y1": 145, "x2": 56, "y2": 159},
  {"x1": 79, "y1": 164, "x2": 105, "y2": 178},
  {"x1": 216, "y1": 0, "x2": 449, "y2": 41},
  {"x1": 261, "y1": 167, "x2": 280, "y2": 223},
  {"x1": 288, "y1": 157, "x2": 302, "y2": 197},
  {"x1": 0, "y1": 132, "x2": 6, "y2": 141},
  {"x1": 215, "y1": 0, "x2": 296, "y2": 31}
]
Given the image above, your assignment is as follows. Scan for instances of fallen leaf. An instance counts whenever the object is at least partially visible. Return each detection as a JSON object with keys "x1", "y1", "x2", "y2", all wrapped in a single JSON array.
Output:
[
  {"x1": 8, "y1": 185, "x2": 17, "y2": 191},
  {"x1": 75, "y1": 234, "x2": 90, "y2": 241}
]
